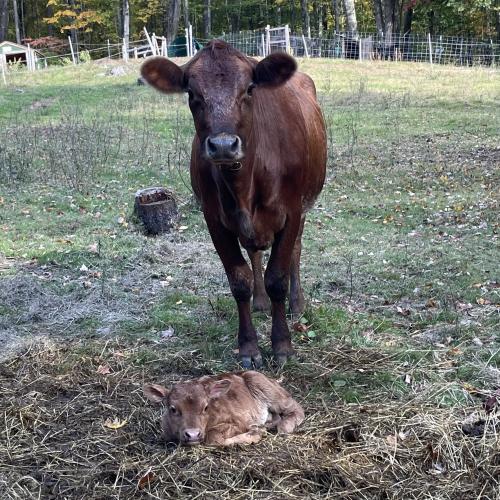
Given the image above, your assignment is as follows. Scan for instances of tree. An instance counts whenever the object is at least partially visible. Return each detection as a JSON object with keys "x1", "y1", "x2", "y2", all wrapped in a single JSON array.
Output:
[
  {"x1": 0, "y1": 0, "x2": 8, "y2": 42},
  {"x1": 203, "y1": 0, "x2": 210, "y2": 39},
  {"x1": 164, "y1": 0, "x2": 180, "y2": 43},
  {"x1": 301, "y1": 0, "x2": 310, "y2": 36},
  {"x1": 122, "y1": 0, "x2": 129, "y2": 49},
  {"x1": 332, "y1": 0, "x2": 340, "y2": 32},
  {"x1": 13, "y1": 0, "x2": 21, "y2": 43},
  {"x1": 343, "y1": 0, "x2": 357, "y2": 35}
]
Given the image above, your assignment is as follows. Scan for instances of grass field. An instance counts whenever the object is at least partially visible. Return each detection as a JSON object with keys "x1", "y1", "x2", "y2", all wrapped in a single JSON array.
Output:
[{"x1": 0, "y1": 57, "x2": 499, "y2": 499}]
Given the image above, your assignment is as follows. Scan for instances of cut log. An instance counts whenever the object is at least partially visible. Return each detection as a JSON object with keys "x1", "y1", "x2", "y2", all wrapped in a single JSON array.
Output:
[{"x1": 134, "y1": 187, "x2": 179, "y2": 235}]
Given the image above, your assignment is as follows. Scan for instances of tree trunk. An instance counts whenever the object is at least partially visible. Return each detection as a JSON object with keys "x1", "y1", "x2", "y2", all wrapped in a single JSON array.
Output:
[
  {"x1": 182, "y1": 0, "x2": 189, "y2": 29},
  {"x1": 373, "y1": 0, "x2": 384, "y2": 36},
  {"x1": 300, "y1": 0, "x2": 310, "y2": 36},
  {"x1": 343, "y1": 0, "x2": 357, "y2": 36},
  {"x1": 383, "y1": 0, "x2": 394, "y2": 42},
  {"x1": 402, "y1": 6, "x2": 413, "y2": 35},
  {"x1": 332, "y1": 0, "x2": 339, "y2": 32},
  {"x1": 19, "y1": 0, "x2": 23, "y2": 39},
  {"x1": 203, "y1": 0, "x2": 210, "y2": 39},
  {"x1": 427, "y1": 9, "x2": 434, "y2": 36},
  {"x1": 122, "y1": 0, "x2": 129, "y2": 51},
  {"x1": 164, "y1": 0, "x2": 180, "y2": 43},
  {"x1": 0, "y1": 0, "x2": 9, "y2": 42},
  {"x1": 12, "y1": 0, "x2": 20, "y2": 43}
]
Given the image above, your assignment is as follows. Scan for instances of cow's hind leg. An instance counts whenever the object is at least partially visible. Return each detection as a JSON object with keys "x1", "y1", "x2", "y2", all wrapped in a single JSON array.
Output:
[
  {"x1": 265, "y1": 212, "x2": 301, "y2": 364},
  {"x1": 248, "y1": 250, "x2": 270, "y2": 312},
  {"x1": 289, "y1": 216, "x2": 306, "y2": 315},
  {"x1": 205, "y1": 216, "x2": 262, "y2": 369}
]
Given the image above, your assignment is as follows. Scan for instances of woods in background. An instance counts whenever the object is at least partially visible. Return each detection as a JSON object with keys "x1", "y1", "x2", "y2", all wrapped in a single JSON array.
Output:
[{"x1": 0, "y1": 0, "x2": 498, "y2": 50}]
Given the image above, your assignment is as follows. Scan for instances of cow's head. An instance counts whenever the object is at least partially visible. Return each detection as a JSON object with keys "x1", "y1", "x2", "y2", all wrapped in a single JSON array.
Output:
[
  {"x1": 144, "y1": 378, "x2": 232, "y2": 445},
  {"x1": 141, "y1": 41, "x2": 296, "y2": 167}
]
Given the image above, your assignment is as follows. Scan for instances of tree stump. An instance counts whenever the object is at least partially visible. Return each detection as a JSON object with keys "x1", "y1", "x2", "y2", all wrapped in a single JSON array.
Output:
[{"x1": 134, "y1": 187, "x2": 179, "y2": 235}]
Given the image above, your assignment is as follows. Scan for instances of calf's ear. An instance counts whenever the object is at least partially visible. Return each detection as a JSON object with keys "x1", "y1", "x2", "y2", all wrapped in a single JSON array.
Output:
[
  {"x1": 208, "y1": 379, "x2": 232, "y2": 399},
  {"x1": 141, "y1": 57, "x2": 185, "y2": 93},
  {"x1": 144, "y1": 383, "x2": 170, "y2": 403},
  {"x1": 254, "y1": 53, "x2": 297, "y2": 87}
]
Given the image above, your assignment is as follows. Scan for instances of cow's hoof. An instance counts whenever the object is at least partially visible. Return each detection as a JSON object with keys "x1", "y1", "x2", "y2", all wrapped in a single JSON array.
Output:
[
  {"x1": 240, "y1": 353, "x2": 263, "y2": 370},
  {"x1": 273, "y1": 351, "x2": 296, "y2": 366}
]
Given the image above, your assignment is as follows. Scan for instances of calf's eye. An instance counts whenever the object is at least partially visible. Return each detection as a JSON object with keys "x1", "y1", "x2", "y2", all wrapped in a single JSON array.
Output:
[
  {"x1": 170, "y1": 405, "x2": 177, "y2": 414},
  {"x1": 247, "y1": 83, "x2": 255, "y2": 96},
  {"x1": 203, "y1": 404, "x2": 209, "y2": 413}
]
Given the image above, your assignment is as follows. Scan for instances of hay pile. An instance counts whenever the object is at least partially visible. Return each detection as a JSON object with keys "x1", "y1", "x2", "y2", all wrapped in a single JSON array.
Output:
[{"x1": 1, "y1": 340, "x2": 498, "y2": 499}]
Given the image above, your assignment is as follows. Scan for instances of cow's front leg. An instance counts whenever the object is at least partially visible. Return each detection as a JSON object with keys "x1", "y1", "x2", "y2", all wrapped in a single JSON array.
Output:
[
  {"x1": 205, "y1": 216, "x2": 262, "y2": 369},
  {"x1": 265, "y1": 212, "x2": 302, "y2": 364},
  {"x1": 248, "y1": 250, "x2": 270, "y2": 312}
]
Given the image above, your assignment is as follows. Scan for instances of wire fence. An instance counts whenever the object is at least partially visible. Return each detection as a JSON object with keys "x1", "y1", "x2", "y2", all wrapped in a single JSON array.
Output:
[
  {"x1": 1, "y1": 24, "x2": 498, "y2": 81},
  {"x1": 222, "y1": 27, "x2": 498, "y2": 67}
]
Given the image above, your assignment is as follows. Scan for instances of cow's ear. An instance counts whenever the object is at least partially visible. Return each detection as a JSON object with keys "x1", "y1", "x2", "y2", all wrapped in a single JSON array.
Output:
[
  {"x1": 141, "y1": 57, "x2": 185, "y2": 93},
  {"x1": 254, "y1": 53, "x2": 297, "y2": 87},
  {"x1": 144, "y1": 383, "x2": 170, "y2": 403},
  {"x1": 208, "y1": 379, "x2": 232, "y2": 399}
]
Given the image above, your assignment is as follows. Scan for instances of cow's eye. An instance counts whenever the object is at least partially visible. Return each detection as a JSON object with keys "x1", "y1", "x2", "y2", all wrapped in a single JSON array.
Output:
[
  {"x1": 170, "y1": 405, "x2": 178, "y2": 414},
  {"x1": 247, "y1": 83, "x2": 255, "y2": 96}
]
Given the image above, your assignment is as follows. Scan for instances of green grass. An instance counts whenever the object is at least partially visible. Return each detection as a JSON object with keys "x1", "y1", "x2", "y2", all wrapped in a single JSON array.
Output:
[{"x1": 0, "y1": 58, "x2": 498, "y2": 408}]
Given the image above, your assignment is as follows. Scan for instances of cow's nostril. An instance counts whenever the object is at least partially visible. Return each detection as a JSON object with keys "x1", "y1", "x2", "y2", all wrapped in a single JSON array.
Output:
[
  {"x1": 206, "y1": 137, "x2": 217, "y2": 155},
  {"x1": 230, "y1": 137, "x2": 240, "y2": 153}
]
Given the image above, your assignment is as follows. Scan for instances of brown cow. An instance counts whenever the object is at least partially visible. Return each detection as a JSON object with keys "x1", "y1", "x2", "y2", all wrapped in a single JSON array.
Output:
[
  {"x1": 144, "y1": 371, "x2": 304, "y2": 446},
  {"x1": 141, "y1": 41, "x2": 327, "y2": 367}
]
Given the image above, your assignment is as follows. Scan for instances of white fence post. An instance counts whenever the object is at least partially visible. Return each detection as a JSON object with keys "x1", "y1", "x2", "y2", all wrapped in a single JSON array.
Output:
[
  {"x1": 285, "y1": 24, "x2": 290, "y2": 54},
  {"x1": 1, "y1": 54, "x2": 7, "y2": 85},
  {"x1": 107, "y1": 39, "x2": 111, "y2": 58},
  {"x1": 144, "y1": 27, "x2": 156, "y2": 56},
  {"x1": 68, "y1": 36, "x2": 76, "y2": 65},
  {"x1": 189, "y1": 24, "x2": 194, "y2": 55},
  {"x1": 302, "y1": 34, "x2": 309, "y2": 58},
  {"x1": 185, "y1": 28, "x2": 190, "y2": 56},
  {"x1": 265, "y1": 25, "x2": 271, "y2": 56},
  {"x1": 428, "y1": 33, "x2": 433, "y2": 65},
  {"x1": 261, "y1": 34, "x2": 266, "y2": 56}
]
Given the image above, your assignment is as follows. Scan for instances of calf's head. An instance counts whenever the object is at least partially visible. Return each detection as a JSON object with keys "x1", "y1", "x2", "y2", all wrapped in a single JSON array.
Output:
[
  {"x1": 144, "y1": 378, "x2": 232, "y2": 445},
  {"x1": 141, "y1": 41, "x2": 296, "y2": 166}
]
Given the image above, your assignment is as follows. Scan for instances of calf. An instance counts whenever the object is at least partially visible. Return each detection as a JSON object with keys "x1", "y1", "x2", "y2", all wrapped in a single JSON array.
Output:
[{"x1": 144, "y1": 371, "x2": 304, "y2": 446}]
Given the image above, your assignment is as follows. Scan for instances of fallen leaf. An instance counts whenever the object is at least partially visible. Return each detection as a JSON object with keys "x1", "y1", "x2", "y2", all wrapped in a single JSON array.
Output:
[
  {"x1": 484, "y1": 390, "x2": 500, "y2": 414},
  {"x1": 138, "y1": 470, "x2": 157, "y2": 489},
  {"x1": 103, "y1": 417, "x2": 128, "y2": 430},
  {"x1": 88, "y1": 243, "x2": 99, "y2": 253},
  {"x1": 476, "y1": 297, "x2": 491, "y2": 305},
  {"x1": 175, "y1": 300, "x2": 183, "y2": 305},
  {"x1": 159, "y1": 327, "x2": 175, "y2": 340},
  {"x1": 293, "y1": 322, "x2": 309, "y2": 333},
  {"x1": 385, "y1": 434, "x2": 397, "y2": 446},
  {"x1": 396, "y1": 306, "x2": 411, "y2": 316},
  {"x1": 97, "y1": 364, "x2": 111, "y2": 375},
  {"x1": 80, "y1": 264, "x2": 89, "y2": 272}
]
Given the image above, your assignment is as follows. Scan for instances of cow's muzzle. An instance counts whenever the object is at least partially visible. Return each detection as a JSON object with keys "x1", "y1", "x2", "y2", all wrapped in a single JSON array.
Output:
[{"x1": 205, "y1": 133, "x2": 244, "y2": 164}]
